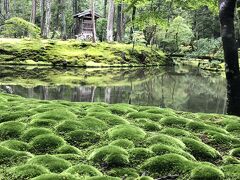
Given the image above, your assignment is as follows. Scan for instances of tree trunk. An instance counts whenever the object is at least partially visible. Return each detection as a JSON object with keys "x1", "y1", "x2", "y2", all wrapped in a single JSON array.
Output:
[
  {"x1": 219, "y1": 0, "x2": 240, "y2": 116},
  {"x1": 40, "y1": 0, "x2": 46, "y2": 36},
  {"x1": 3, "y1": 0, "x2": 10, "y2": 19},
  {"x1": 106, "y1": 0, "x2": 114, "y2": 42},
  {"x1": 91, "y1": 0, "x2": 96, "y2": 42},
  {"x1": 103, "y1": 0, "x2": 107, "y2": 18},
  {"x1": 60, "y1": 0, "x2": 66, "y2": 39},
  {"x1": 73, "y1": 0, "x2": 80, "y2": 36},
  {"x1": 42, "y1": 0, "x2": 51, "y2": 38},
  {"x1": 116, "y1": 3, "x2": 123, "y2": 42},
  {"x1": 31, "y1": 0, "x2": 37, "y2": 24},
  {"x1": 130, "y1": 6, "x2": 136, "y2": 41}
]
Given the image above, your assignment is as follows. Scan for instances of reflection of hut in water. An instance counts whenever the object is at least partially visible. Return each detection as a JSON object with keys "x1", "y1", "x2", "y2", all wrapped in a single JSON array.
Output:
[{"x1": 73, "y1": 9, "x2": 101, "y2": 40}]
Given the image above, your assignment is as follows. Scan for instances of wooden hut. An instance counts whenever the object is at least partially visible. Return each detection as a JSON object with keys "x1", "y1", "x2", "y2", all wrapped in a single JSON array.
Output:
[{"x1": 73, "y1": 9, "x2": 101, "y2": 39}]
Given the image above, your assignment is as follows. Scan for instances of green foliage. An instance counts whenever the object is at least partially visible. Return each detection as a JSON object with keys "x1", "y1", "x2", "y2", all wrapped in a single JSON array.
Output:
[
  {"x1": 110, "y1": 139, "x2": 135, "y2": 149},
  {"x1": 221, "y1": 164, "x2": 240, "y2": 179},
  {"x1": 190, "y1": 165, "x2": 224, "y2": 180},
  {"x1": 134, "y1": 119, "x2": 161, "y2": 132},
  {"x1": 107, "y1": 104, "x2": 137, "y2": 115},
  {"x1": 159, "y1": 116, "x2": 190, "y2": 128},
  {"x1": 1, "y1": 17, "x2": 40, "y2": 38},
  {"x1": 28, "y1": 155, "x2": 71, "y2": 173},
  {"x1": 21, "y1": 127, "x2": 53, "y2": 142},
  {"x1": 107, "y1": 168, "x2": 139, "y2": 178},
  {"x1": 0, "y1": 121, "x2": 25, "y2": 140},
  {"x1": 0, "y1": 140, "x2": 29, "y2": 151},
  {"x1": 127, "y1": 112, "x2": 163, "y2": 121},
  {"x1": 108, "y1": 124, "x2": 146, "y2": 141},
  {"x1": 64, "y1": 164, "x2": 102, "y2": 176},
  {"x1": 86, "y1": 176, "x2": 121, "y2": 180},
  {"x1": 96, "y1": 18, "x2": 107, "y2": 42},
  {"x1": 129, "y1": 148, "x2": 154, "y2": 165},
  {"x1": 230, "y1": 148, "x2": 240, "y2": 158}
]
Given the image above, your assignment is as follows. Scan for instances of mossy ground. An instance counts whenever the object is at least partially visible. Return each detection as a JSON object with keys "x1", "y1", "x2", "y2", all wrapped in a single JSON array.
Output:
[
  {"x1": 0, "y1": 92, "x2": 240, "y2": 179},
  {"x1": 0, "y1": 38, "x2": 168, "y2": 67}
]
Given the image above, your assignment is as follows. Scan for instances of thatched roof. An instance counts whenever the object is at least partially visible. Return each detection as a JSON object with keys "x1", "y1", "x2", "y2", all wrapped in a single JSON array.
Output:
[{"x1": 73, "y1": 9, "x2": 101, "y2": 19}]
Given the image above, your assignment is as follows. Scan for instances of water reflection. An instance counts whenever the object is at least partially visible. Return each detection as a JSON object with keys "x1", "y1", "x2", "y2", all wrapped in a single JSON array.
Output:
[{"x1": 0, "y1": 65, "x2": 227, "y2": 114}]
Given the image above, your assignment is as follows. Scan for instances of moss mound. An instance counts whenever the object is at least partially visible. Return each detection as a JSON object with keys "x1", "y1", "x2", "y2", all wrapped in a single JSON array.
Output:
[
  {"x1": 230, "y1": 148, "x2": 240, "y2": 158},
  {"x1": 141, "y1": 153, "x2": 195, "y2": 178},
  {"x1": 107, "y1": 168, "x2": 139, "y2": 178},
  {"x1": 107, "y1": 104, "x2": 137, "y2": 115},
  {"x1": 65, "y1": 130, "x2": 101, "y2": 148},
  {"x1": 134, "y1": 119, "x2": 161, "y2": 132},
  {"x1": 109, "y1": 139, "x2": 135, "y2": 149},
  {"x1": 21, "y1": 127, "x2": 53, "y2": 142},
  {"x1": 190, "y1": 165, "x2": 224, "y2": 180},
  {"x1": 129, "y1": 148, "x2": 154, "y2": 165},
  {"x1": 86, "y1": 176, "x2": 121, "y2": 180},
  {"x1": 64, "y1": 164, "x2": 102, "y2": 176},
  {"x1": 56, "y1": 145, "x2": 82, "y2": 155},
  {"x1": 0, "y1": 140, "x2": 29, "y2": 151},
  {"x1": 31, "y1": 173, "x2": 79, "y2": 180},
  {"x1": 127, "y1": 112, "x2": 163, "y2": 121},
  {"x1": 159, "y1": 116, "x2": 190, "y2": 127},
  {"x1": 30, "y1": 119, "x2": 57, "y2": 128},
  {"x1": 221, "y1": 164, "x2": 240, "y2": 179},
  {"x1": 108, "y1": 125, "x2": 146, "y2": 141},
  {"x1": 30, "y1": 134, "x2": 65, "y2": 154},
  {"x1": 5, "y1": 164, "x2": 49, "y2": 180},
  {"x1": 77, "y1": 116, "x2": 108, "y2": 131},
  {"x1": 0, "y1": 121, "x2": 25, "y2": 140},
  {"x1": 28, "y1": 155, "x2": 71, "y2": 173}
]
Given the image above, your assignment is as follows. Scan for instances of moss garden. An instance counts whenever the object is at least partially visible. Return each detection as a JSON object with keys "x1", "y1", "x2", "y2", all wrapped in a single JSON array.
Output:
[{"x1": 0, "y1": 93, "x2": 240, "y2": 180}]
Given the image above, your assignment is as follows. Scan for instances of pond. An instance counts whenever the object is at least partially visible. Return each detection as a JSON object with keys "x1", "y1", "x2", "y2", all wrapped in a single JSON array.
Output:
[{"x1": 0, "y1": 65, "x2": 227, "y2": 114}]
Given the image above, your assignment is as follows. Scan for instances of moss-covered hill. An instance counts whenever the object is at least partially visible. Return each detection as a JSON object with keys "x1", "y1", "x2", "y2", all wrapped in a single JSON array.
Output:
[
  {"x1": 0, "y1": 38, "x2": 169, "y2": 67},
  {"x1": 0, "y1": 93, "x2": 240, "y2": 180}
]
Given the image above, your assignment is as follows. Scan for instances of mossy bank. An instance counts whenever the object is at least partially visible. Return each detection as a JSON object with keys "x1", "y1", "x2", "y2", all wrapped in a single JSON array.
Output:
[
  {"x1": 0, "y1": 38, "x2": 169, "y2": 67},
  {"x1": 0, "y1": 93, "x2": 240, "y2": 179}
]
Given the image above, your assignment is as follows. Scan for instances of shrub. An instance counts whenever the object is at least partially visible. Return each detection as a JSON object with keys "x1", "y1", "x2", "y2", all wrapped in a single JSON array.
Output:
[
  {"x1": 87, "y1": 112, "x2": 129, "y2": 126},
  {"x1": 0, "y1": 121, "x2": 25, "y2": 140},
  {"x1": 88, "y1": 145, "x2": 129, "y2": 167},
  {"x1": 28, "y1": 155, "x2": 71, "y2": 173},
  {"x1": 146, "y1": 134, "x2": 186, "y2": 149},
  {"x1": 0, "y1": 140, "x2": 29, "y2": 151},
  {"x1": 56, "y1": 145, "x2": 82, "y2": 155},
  {"x1": 30, "y1": 134, "x2": 65, "y2": 154},
  {"x1": 21, "y1": 127, "x2": 52, "y2": 142},
  {"x1": 159, "y1": 116, "x2": 190, "y2": 127},
  {"x1": 64, "y1": 164, "x2": 102, "y2": 176},
  {"x1": 66, "y1": 130, "x2": 101, "y2": 148},
  {"x1": 190, "y1": 165, "x2": 224, "y2": 180},
  {"x1": 110, "y1": 139, "x2": 135, "y2": 149},
  {"x1": 5, "y1": 164, "x2": 49, "y2": 180},
  {"x1": 31, "y1": 173, "x2": 79, "y2": 180},
  {"x1": 129, "y1": 148, "x2": 154, "y2": 165},
  {"x1": 108, "y1": 125, "x2": 146, "y2": 142},
  {"x1": 182, "y1": 138, "x2": 220, "y2": 161},
  {"x1": 141, "y1": 154, "x2": 195, "y2": 178},
  {"x1": 127, "y1": 112, "x2": 163, "y2": 121}
]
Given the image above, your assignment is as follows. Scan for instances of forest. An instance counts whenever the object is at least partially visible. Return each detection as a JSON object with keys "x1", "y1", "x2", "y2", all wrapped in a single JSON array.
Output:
[{"x1": 1, "y1": 0, "x2": 240, "y2": 180}]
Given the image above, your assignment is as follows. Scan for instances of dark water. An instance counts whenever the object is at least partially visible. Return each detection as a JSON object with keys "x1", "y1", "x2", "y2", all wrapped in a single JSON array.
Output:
[{"x1": 0, "y1": 65, "x2": 227, "y2": 114}]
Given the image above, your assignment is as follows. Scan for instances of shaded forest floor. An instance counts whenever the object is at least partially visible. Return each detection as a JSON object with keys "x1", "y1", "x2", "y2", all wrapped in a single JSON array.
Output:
[
  {"x1": 0, "y1": 93, "x2": 240, "y2": 179},
  {"x1": 0, "y1": 38, "x2": 169, "y2": 67}
]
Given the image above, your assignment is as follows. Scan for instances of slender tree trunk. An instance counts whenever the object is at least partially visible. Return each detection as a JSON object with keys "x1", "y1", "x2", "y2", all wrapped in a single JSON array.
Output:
[
  {"x1": 130, "y1": 6, "x2": 136, "y2": 41},
  {"x1": 106, "y1": 0, "x2": 114, "y2": 42},
  {"x1": 73, "y1": 0, "x2": 80, "y2": 36},
  {"x1": 60, "y1": 0, "x2": 66, "y2": 39},
  {"x1": 116, "y1": 3, "x2": 123, "y2": 42},
  {"x1": 40, "y1": 0, "x2": 46, "y2": 36},
  {"x1": 219, "y1": 0, "x2": 240, "y2": 116},
  {"x1": 3, "y1": 0, "x2": 10, "y2": 19},
  {"x1": 31, "y1": 0, "x2": 37, "y2": 24},
  {"x1": 42, "y1": 0, "x2": 51, "y2": 38},
  {"x1": 91, "y1": 0, "x2": 96, "y2": 42},
  {"x1": 104, "y1": 0, "x2": 107, "y2": 18}
]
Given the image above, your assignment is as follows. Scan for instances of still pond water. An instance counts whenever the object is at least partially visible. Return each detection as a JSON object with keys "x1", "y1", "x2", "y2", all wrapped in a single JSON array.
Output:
[{"x1": 0, "y1": 65, "x2": 227, "y2": 114}]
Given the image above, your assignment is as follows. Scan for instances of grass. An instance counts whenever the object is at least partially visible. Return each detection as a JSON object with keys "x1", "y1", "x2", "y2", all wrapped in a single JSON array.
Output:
[{"x1": 0, "y1": 92, "x2": 240, "y2": 179}]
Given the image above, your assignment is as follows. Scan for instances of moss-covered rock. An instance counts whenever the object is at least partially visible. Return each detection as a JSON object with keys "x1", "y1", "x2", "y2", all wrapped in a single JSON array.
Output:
[
  {"x1": 28, "y1": 155, "x2": 71, "y2": 173},
  {"x1": 190, "y1": 165, "x2": 224, "y2": 180},
  {"x1": 0, "y1": 121, "x2": 25, "y2": 140},
  {"x1": 108, "y1": 125, "x2": 146, "y2": 142},
  {"x1": 5, "y1": 164, "x2": 49, "y2": 180},
  {"x1": 30, "y1": 134, "x2": 65, "y2": 154},
  {"x1": 64, "y1": 164, "x2": 102, "y2": 176},
  {"x1": 65, "y1": 130, "x2": 101, "y2": 148},
  {"x1": 141, "y1": 153, "x2": 195, "y2": 178},
  {"x1": 181, "y1": 138, "x2": 220, "y2": 161}
]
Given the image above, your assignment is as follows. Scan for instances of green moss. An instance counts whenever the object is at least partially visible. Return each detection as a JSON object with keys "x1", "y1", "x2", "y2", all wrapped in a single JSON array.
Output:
[
  {"x1": 181, "y1": 138, "x2": 220, "y2": 161},
  {"x1": 77, "y1": 116, "x2": 108, "y2": 131},
  {"x1": 86, "y1": 176, "x2": 121, "y2": 180},
  {"x1": 0, "y1": 121, "x2": 25, "y2": 140},
  {"x1": 137, "y1": 176, "x2": 154, "y2": 180},
  {"x1": 127, "y1": 112, "x2": 163, "y2": 121},
  {"x1": 141, "y1": 153, "x2": 195, "y2": 178},
  {"x1": 0, "y1": 140, "x2": 29, "y2": 151},
  {"x1": 134, "y1": 119, "x2": 161, "y2": 132},
  {"x1": 110, "y1": 139, "x2": 135, "y2": 149},
  {"x1": 30, "y1": 119, "x2": 57, "y2": 128},
  {"x1": 221, "y1": 164, "x2": 240, "y2": 179},
  {"x1": 54, "y1": 154, "x2": 83, "y2": 165},
  {"x1": 143, "y1": 108, "x2": 175, "y2": 116},
  {"x1": 159, "y1": 116, "x2": 190, "y2": 127},
  {"x1": 30, "y1": 134, "x2": 65, "y2": 154},
  {"x1": 64, "y1": 164, "x2": 102, "y2": 176},
  {"x1": 28, "y1": 155, "x2": 71, "y2": 173},
  {"x1": 150, "y1": 144, "x2": 195, "y2": 160},
  {"x1": 190, "y1": 165, "x2": 224, "y2": 180},
  {"x1": 87, "y1": 112, "x2": 129, "y2": 126},
  {"x1": 146, "y1": 134, "x2": 186, "y2": 149},
  {"x1": 88, "y1": 145, "x2": 129, "y2": 167},
  {"x1": 129, "y1": 148, "x2": 154, "y2": 165},
  {"x1": 56, "y1": 145, "x2": 82, "y2": 155},
  {"x1": 230, "y1": 148, "x2": 240, "y2": 158},
  {"x1": 31, "y1": 173, "x2": 79, "y2": 180},
  {"x1": 107, "y1": 104, "x2": 137, "y2": 115},
  {"x1": 160, "y1": 127, "x2": 198, "y2": 139},
  {"x1": 186, "y1": 121, "x2": 207, "y2": 132},
  {"x1": 226, "y1": 123, "x2": 240, "y2": 132},
  {"x1": 222, "y1": 156, "x2": 240, "y2": 165},
  {"x1": 55, "y1": 120, "x2": 83, "y2": 134},
  {"x1": 5, "y1": 164, "x2": 49, "y2": 180},
  {"x1": 0, "y1": 111, "x2": 28, "y2": 123},
  {"x1": 108, "y1": 125, "x2": 146, "y2": 142},
  {"x1": 86, "y1": 105, "x2": 111, "y2": 113},
  {"x1": 21, "y1": 127, "x2": 53, "y2": 142},
  {"x1": 65, "y1": 130, "x2": 101, "y2": 148},
  {"x1": 32, "y1": 109, "x2": 77, "y2": 121},
  {"x1": 107, "y1": 168, "x2": 139, "y2": 178}
]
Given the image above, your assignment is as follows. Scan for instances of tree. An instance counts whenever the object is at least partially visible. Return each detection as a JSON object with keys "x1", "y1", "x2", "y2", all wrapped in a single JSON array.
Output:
[
  {"x1": 106, "y1": 0, "x2": 114, "y2": 42},
  {"x1": 42, "y1": 0, "x2": 51, "y2": 38},
  {"x1": 219, "y1": 0, "x2": 240, "y2": 116},
  {"x1": 90, "y1": 0, "x2": 96, "y2": 42},
  {"x1": 116, "y1": 3, "x2": 123, "y2": 41},
  {"x1": 31, "y1": 0, "x2": 37, "y2": 24},
  {"x1": 3, "y1": 0, "x2": 10, "y2": 19}
]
